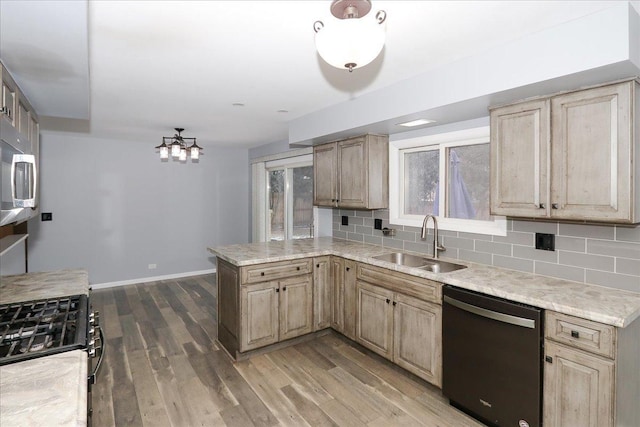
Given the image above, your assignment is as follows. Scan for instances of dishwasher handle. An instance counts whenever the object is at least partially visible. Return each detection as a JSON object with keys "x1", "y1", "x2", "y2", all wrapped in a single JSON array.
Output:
[{"x1": 444, "y1": 295, "x2": 536, "y2": 329}]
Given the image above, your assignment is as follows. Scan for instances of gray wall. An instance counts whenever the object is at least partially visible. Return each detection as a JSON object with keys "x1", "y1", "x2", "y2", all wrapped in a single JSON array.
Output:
[
  {"x1": 27, "y1": 132, "x2": 249, "y2": 285},
  {"x1": 333, "y1": 209, "x2": 640, "y2": 293}
]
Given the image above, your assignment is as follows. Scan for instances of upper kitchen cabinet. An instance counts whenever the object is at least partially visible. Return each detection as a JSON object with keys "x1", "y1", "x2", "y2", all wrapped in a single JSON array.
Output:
[
  {"x1": 1, "y1": 64, "x2": 17, "y2": 127},
  {"x1": 490, "y1": 79, "x2": 639, "y2": 224},
  {"x1": 313, "y1": 134, "x2": 389, "y2": 209}
]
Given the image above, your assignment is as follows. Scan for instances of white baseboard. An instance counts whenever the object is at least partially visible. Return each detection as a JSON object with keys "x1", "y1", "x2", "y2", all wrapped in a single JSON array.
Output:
[{"x1": 91, "y1": 268, "x2": 216, "y2": 289}]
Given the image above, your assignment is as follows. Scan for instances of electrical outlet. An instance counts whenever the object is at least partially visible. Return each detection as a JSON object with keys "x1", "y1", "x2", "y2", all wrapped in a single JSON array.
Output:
[
  {"x1": 535, "y1": 233, "x2": 555, "y2": 251},
  {"x1": 41, "y1": 212, "x2": 53, "y2": 221},
  {"x1": 374, "y1": 218, "x2": 383, "y2": 230},
  {"x1": 148, "y1": 264, "x2": 157, "y2": 270},
  {"x1": 341, "y1": 216, "x2": 349, "y2": 226}
]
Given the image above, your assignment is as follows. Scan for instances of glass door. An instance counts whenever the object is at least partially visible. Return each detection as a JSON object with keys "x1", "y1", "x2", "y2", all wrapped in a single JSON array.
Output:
[{"x1": 267, "y1": 165, "x2": 313, "y2": 241}]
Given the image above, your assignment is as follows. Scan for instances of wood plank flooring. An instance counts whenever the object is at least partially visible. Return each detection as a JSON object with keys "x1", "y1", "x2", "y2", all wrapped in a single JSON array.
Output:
[{"x1": 91, "y1": 274, "x2": 484, "y2": 426}]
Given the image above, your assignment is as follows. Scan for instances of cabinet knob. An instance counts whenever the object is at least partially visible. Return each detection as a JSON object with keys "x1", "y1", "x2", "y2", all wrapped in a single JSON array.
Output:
[
  {"x1": 276, "y1": 288, "x2": 280, "y2": 293},
  {"x1": 346, "y1": 267, "x2": 350, "y2": 272},
  {"x1": 545, "y1": 356, "x2": 553, "y2": 364},
  {"x1": 392, "y1": 301, "x2": 397, "y2": 306},
  {"x1": 316, "y1": 264, "x2": 320, "y2": 268},
  {"x1": 282, "y1": 286, "x2": 287, "y2": 291},
  {"x1": 571, "y1": 330, "x2": 580, "y2": 339},
  {"x1": 552, "y1": 203, "x2": 559, "y2": 209},
  {"x1": 386, "y1": 298, "x2": 390, "y2": 304},
  {"x1": 260, "y1": 272, "x2": 265, "y2": 276},
  {"x1": 296, "y1": 266, "x2": 300, "y2": 271},
  {"x1": 539, "y1": 203, "x2": 545, "y2": 209}
]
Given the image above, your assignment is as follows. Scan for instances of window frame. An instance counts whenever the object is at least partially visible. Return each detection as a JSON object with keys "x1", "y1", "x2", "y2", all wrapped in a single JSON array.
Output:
[
  {"x1": 265, "y1": 157, "x2": 315, "y2": 241},
  {"x1": 389, "y1": 126, "x2": 506, "y2": 236}
]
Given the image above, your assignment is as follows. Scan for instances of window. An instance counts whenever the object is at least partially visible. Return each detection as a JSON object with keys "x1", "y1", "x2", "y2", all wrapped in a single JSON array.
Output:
[
  {"x1": 267, "y1": 164, "x2": 314, "y2": 241},
  {"x1": 390, "y1": 126, "x2": 506, "y2": 235},
  {"x1": 252, "y1": 151, "x2": 319, "y2": 242}
]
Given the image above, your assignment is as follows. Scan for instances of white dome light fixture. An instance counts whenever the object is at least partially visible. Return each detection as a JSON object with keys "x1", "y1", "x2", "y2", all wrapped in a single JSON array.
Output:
[{"x1": 314, "y1": 0, "x2": 387, "y2": 72}]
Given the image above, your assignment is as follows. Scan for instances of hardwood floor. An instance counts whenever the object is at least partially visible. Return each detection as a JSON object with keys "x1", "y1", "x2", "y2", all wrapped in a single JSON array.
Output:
[{"x1": 91, "y1": 274, "x2": 484, "y2": 426}]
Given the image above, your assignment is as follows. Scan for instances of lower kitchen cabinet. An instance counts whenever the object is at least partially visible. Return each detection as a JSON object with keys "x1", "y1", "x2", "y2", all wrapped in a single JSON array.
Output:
[
  {"x1": 313, "y1": 256, "x2": 331, "y2": 331},
  {"x1": 544, "y1": 341, "x2": 614, "y2": 427},
  {"x1": 356, "y1": 281, "x2": 394, "y2": 359},
  {"x1": 240, "y1": 275, "x2": 313, "y2": 352},
  {"x1": 331, "y1": 257, "x2": 357, "y2": 339},
  {"x1": 241, "y1": 281, "x2": 279, "y2": 350},
  {"x1": 356, "y1": 279, "x2": 443, "y2": 386},
  {"x1": 543, "y1": 311, "x2": 640, "y2": 426},
  {"x1": 393, "y1": 293, "x2": 442, "y2": 387}
]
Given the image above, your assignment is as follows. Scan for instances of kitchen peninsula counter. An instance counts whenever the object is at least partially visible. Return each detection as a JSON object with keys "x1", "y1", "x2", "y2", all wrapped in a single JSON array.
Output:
[{"x1": 209, "y1": 237, "x2": 640, "y2": 328}]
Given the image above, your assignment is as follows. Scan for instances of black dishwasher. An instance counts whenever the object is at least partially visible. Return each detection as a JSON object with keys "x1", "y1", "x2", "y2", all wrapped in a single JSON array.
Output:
[{"x1": 442, "y1": 285, "x2": 543, "y2": 427}]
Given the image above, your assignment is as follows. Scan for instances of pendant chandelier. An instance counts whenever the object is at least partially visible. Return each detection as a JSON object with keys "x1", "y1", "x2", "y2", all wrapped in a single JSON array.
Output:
[
  {"x1": 155, "y1": 128, "x2": 202, "y2": 161},
  {"x1": 313, "y1": 0, "x2": 387, "y2": 72}
]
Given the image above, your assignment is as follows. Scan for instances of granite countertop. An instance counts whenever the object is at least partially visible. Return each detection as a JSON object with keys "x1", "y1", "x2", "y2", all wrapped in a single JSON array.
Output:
[
  {"x1": 208, "y1": 237, "x2": 640, "y2": 328},
  {"x1": 0, "y1": 350, "x2": 88, "y2": 426},
  {"x1": 0, "y1": 269, "x2": 90, "y2": 305},
  {"x1": 0, "y1": 269, "x2": 90, "y2": 426}
]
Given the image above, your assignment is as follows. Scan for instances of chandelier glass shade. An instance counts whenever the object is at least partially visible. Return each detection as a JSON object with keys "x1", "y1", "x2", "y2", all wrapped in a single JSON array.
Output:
[
  {"x1": 314, "y1": 0, "x2": 387, "y2": 72},
  {"x1": 155, "y1": 128, "x2": 202, "y2": 161}
]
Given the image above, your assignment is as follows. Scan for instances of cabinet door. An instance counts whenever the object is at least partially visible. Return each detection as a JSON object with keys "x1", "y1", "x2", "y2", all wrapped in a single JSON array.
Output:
[
  {"x1": 313, "y1": 142, "x2": 338, "y2": 206},
  {"x1": 240, "y1": 282, "x2": 279, "y2": 351},
  {"x1": 313, "y1": 256, "x2": 331, "y2": 331},
  {"x1": 1, "y1": 80, "x2": 15, "y2": 125},
  {"x1": 393, "y1": 294, "x2": 442, "y2": 387},
  {"x1": 279, "y1": 275, "x2": 313, "y2": 341},
  {"x1": 490, "y1": 99, "x2": 550, "y2": 217},
  {"x1": 342, "y1": 259, "x2": 358, "y2": 340},
  {"x1": 356, "y1": 281, "x2": 394, "y2": 360},
  {"x1": 543, "y1": 341, "x2": 614, "y2": 427},
  {"x1": 337, "y1": 137, "x2": 367, "y2": 208},
  {"x1": 550, "y1": 81, "x2": 633, "y2": 222},
  {"x1": 331, "y1": 257, "x2": 345, "y2": 332}
]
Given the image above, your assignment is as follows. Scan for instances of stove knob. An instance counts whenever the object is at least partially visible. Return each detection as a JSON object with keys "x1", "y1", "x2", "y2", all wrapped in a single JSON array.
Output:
[
  {"x1": 89, "y1": 311, "x2": 100, "y2": 326},
  {"x1": 89, "y1": 327, "x2": 96, "y2": 338}
]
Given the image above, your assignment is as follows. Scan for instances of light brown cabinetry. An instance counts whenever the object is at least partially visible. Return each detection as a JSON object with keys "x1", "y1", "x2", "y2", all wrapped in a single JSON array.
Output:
[
  {"x1": 490, "y1": 79, "x2": 639, "y2": 223},
  {"x1": 313, "y1": 134, "x2": 389, "y2": 209},
  {"x1": 313, "y1": 256, "x2": 331, "y2": 331},
  {"x1": 217, "y1": 258, "x2": 314, "y2": 356},
  {"x1": 240, "y1": 270, "x2": 312, "y2": 352},
  {"x1": 544, "y1": 311, "x2": 640, "y2": 427},
  {"x1": 355, "y1": 263, "x2": 443, "y2": 386},
  {"x1": 330, "y1": 256, "x2": 357, "y2": 339}
]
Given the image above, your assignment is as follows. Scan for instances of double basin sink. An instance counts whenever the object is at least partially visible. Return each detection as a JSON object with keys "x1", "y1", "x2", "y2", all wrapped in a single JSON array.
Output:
[{"x1": 373, "y1": 252, "x2": 467, "y2": 273}]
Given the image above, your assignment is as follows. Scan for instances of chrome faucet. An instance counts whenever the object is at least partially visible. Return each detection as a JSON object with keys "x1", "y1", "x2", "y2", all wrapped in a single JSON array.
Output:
[{"x1": 421, "y1": 215, "x2": 446, "y2": 259}]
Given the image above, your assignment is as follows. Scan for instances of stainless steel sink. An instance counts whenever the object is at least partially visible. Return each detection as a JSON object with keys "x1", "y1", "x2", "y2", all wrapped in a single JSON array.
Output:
[{"x1": 373, "y1": 252, "x2": 467, "y2": 273}]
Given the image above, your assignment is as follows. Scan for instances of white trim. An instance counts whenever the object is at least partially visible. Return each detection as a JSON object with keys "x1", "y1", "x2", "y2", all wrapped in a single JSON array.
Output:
[
  {"x1": 252, "y1": 162, "x2": 267, "y2": 242},
  {"x1": 251, "y1": 147, "x2": 312, "y2": 164},
  {"x1": 390, "y1": 126, "x2": 507, "y2": 236},
  {"x1": 91, "y1": 269, "x2": 216, "y2": 289}
]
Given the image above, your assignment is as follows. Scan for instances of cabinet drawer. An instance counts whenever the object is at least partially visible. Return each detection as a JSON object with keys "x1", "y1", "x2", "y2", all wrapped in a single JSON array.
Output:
[
  {"x1": 241, "y1": 259, "x2": 312, "y2": 284},
  {"x1": 545, "y1": 311, "x2": 616, "y2": 359},
  {"x1": 357, "y1": 263, "x2": 441, "y2": 304}
]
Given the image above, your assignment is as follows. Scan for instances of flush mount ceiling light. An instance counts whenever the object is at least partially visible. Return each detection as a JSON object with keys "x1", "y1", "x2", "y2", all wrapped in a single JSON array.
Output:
[
  {"x1": 397, "y1": 119, "x2": 437, "y2": 127},
  {"x1": 313, "y1": 0, "x2": 387, "y2": 72},
  {"x1": 155, "y1": 128, "x2": 203, "y2": 161}
]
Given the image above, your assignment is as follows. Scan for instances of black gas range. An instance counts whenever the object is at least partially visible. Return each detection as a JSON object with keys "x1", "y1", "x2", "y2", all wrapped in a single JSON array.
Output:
[{"x1": 0, "y1": 294, "x2": 104, "y2": 423}]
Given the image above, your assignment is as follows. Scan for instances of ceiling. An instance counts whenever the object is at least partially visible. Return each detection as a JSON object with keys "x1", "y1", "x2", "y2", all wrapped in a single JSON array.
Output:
[{"x1": 0, "y1": 1, "x2": 631, "y2": 149}]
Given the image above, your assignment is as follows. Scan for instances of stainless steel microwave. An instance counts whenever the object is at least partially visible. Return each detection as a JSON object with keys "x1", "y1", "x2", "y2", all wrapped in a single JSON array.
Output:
[{"x1": 1, "y1": 122, "x2": 37, "y2": 226}]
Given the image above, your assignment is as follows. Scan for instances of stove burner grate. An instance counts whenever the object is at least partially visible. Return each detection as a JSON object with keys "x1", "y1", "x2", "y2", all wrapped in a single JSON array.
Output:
[{"x1": 0, "y1": 295, "x2": 87, "y2": 364}]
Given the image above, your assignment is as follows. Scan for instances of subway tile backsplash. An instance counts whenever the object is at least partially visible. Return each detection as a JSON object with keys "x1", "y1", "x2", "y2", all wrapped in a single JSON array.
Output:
[{"x1": 332, "y1": 209, "x2": 640, "y2": 293}]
